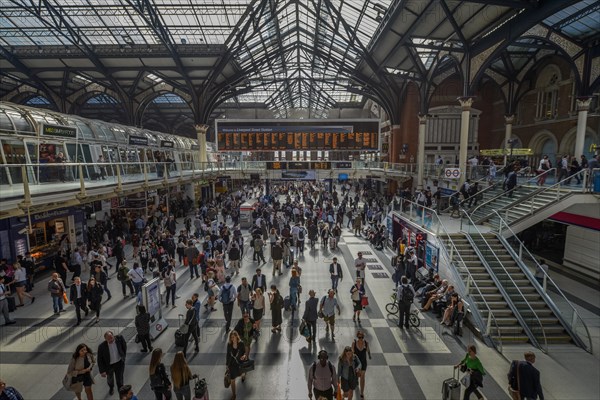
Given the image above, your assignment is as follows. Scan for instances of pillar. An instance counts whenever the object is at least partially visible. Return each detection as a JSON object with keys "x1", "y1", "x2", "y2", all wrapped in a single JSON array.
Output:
[
  {"x1": 457, "y1": 96, "x2": 474, "y2": 186},
  {"x1": 417, "y1": 114, "x2": 427, "y2": 190},
  {"x1": 195, "y1": 124, "x2": 209, "y2": 167},
  {"x1": 503, "y1": 115, "x2": 514, "y2": 166},
  {"x1": 390, "y1": 125, "x2": 401, "y2": 163},
  {"x1": 575, "y1": 97, "x2": 592, "y2": 159}
]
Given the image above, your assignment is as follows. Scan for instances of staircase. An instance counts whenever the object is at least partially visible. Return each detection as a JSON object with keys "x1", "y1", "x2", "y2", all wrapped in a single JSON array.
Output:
[
  {"x1": 442, "y1": 233, "x2": 529, "y2": 343},
  {"x1": 473, "y1": 233, "x2": 572, "y2": 344},
  {"x1": 469, "y1": 185, "x2": 539, "y2": 224}
]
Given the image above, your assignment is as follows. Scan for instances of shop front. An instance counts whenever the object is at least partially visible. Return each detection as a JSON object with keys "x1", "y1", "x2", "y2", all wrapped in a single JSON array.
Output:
[{"x1": 0, "y1": 207, "x2": 86, "y2": 272}]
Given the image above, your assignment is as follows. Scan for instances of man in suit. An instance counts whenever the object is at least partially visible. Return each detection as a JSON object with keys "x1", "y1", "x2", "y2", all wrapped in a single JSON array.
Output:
[
  {"x1": 69, "y1": 276, "x2": 89, "y2": 326},
  {"x1": 329, "y1": 257, "x2": 343, "y2": 293},
  {"x1": 510, "y1": 351, "x2": 544, "y2": 400},
  {"x1": 183, "y1": 299, "x2": 200, "y2": 355},
  {"x1": 97, "y1": 330, "x2": 127, "y2": 396},
  {"x1": 251, "y1": 268, "x2": 267, "y2": 293}
]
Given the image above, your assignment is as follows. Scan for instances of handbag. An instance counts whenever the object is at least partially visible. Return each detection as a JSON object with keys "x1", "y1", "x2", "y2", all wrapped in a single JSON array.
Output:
[
  {"x1": 460, "y1": 372, "x2": 471, "y2": 387},
  {"x1": 361, "y1": 296, "x2": 369, "y2": 307},
  {"x1": 508, "y1": 361, "x2": 521, "y2": 400},
  {"x1": 180, "y1": 323, "x2": 190, "y2": 335},
  {"x1": 62, "y1": 292, "x2": 69, "y2": 304},
  {"x1": 224, "y1": 368, "x2": 231, "y2": 388},
  {"x1": 239, "y1": 359, "x2": 255, "y2": 373},
  {"x1": 318, "y1": 310, "x2": 324, "y2": 319}
]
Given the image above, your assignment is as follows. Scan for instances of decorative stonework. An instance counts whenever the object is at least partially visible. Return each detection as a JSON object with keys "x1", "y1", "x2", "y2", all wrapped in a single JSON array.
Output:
[
  {"x1": 418, "y1": 114, "x2": 427, "y2": 124},
  {"x1": 457, "y1": 96, "x2": 474, "y2": 110},
  {"x1": 470, "y1": 41, "x2": 502, "y2": 83},
  {"x1": 485, "y1": 70, "x2": 506, "y2": 87},
  {"x1": 574, "y1": 55, "x2": 585, "y2": 81},
  {"x1": 576, "y1": 97, "x2": 592, "y2": 112},
  {"x1": 549, "y1": 32, "x2": 581, "y2": 58},
  {"x1": 504, "y1": 115, "x2": 515, "y2": 125},
  {"x1": 523, "y1": 24, "x2": 549, "y2": 39},
  {"x1": 591, "y1": 56, "x2": 600, "y2": 86},
  {"x1": 195, "y1": 124, "x2": 209, "y2": 134}
]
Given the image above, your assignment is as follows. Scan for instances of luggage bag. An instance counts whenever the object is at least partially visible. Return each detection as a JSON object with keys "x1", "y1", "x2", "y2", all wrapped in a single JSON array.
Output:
[
  {"x1": 442, "y1": 368, "x2": 461, "y2": 400},
  {"x1": 283, "y1": 295, "x2": 291, "y2": 311},
  {"x1": 175, "y1": 314, "x2": 189, "y2": 347}
]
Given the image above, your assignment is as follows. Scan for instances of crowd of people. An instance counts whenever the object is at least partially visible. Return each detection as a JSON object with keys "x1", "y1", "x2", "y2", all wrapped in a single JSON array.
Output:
[{"x1": 0, "y1": 179, "x2": 546, "y2": 400}]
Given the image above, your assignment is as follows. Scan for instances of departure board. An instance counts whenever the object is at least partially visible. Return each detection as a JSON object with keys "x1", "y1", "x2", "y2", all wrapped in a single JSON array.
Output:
[{"x1": 215, "y1": 119, "x2": 380, "y2": 151}]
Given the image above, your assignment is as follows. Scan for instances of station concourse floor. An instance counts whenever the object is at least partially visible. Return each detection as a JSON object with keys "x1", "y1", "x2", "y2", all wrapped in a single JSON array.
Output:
[{"x1": 1, "y1": 219, "x2": 599, "y2": 400}]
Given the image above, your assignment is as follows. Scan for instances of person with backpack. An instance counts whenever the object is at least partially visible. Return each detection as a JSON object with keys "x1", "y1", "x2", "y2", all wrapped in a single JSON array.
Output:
[
  {"x1": 296, "y1": 227, "x2": 305, "y2": 255},
  {"x1": 508, "y1": 351, "x2": 544, "y2": 400},
  {"x1": 320, "y1": 289, "x2": 341, "y2": 339},
  {"x1": 220, "y1": 275, "x2": 237, "y2": 333},
  {"x1": 307, "y1": 350, "x2": 338, "y2": 400},
  {"x1": 117, "y1": 261, "x2": 135, "y2": 299},
  {"x1": 396, "y1": 276, "x2": 415, "y2": 329}
]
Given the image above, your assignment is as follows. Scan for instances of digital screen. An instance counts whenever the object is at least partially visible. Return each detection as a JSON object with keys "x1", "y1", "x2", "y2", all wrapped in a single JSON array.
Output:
[
  {"x1": 145, "y1": 279, "x2": 161, "y2": 317},
  {"x1": 216, "y1": 119, "x2": 380, "y2": 151},
  {"x1": 338, "y1": 173, "x2": 349, "y2": 180}
]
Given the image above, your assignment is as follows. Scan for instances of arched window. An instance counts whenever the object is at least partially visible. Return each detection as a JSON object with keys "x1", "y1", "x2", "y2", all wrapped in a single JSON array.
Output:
[{"x1": 535, "y1": 65, "x2": 561, "y2": 120}]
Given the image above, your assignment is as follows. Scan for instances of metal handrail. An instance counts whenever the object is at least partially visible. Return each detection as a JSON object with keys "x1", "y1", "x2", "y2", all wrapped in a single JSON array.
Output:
[
  {"x1": 491, "y1": 210, "x2": 593, "y2": 353},
  {"x1": 499, "y1": 168, "x2": 589, "y2": 225},
  {"x1": 470, "y1": 168, "x2": 555, "y2": 219},
  {"x1": 460, "y1": 210, "x2": 549, "y2": 353},
  {"x1": 392, "y1": 202, "x2": 503, "y2": 351}
]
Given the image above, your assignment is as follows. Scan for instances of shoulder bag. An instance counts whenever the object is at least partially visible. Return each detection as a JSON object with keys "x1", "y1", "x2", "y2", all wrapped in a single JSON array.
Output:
[{"x1": 508, "y1": 361, "x2": 521, "y2": 400}]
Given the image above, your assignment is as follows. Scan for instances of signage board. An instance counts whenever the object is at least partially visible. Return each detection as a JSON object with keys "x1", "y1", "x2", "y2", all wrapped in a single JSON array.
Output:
[
  {"x1": 480, "y1": 148, "x2": 533, "y2": 156},
  {"x1": 338, "y1": 173, "x2": 348, "y2": 180},
  {"x1": 335, "y1": 162, "x2": 352, "y2": 169},
  {"x1": 128, "y1": 135, "x2": 148, "y2": 146},
  {"x1": 143, "y1": 278, "x2": 168, "y2": 340},
  {"x1": 161, "y1": 140, "x2": 174, "y2": 148},
  {"x1": 444, "y1": 168, "x2": 461, "y2": 180},
  {"x1": 41, "y1": 124, "x2": 77, "y2": 139},
  {"x1": 216, "y1": 119, "x2": 380, "y2": 151}
]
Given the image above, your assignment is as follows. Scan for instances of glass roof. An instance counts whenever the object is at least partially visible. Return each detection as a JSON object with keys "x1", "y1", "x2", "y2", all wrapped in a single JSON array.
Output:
[{"x1": 543, "y1": 0, "x2": 600, "y2": 41}]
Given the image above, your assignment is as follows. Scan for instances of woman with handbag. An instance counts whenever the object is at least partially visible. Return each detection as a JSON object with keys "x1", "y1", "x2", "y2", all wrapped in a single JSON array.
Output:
[
  {"x1": 454, "y1": 344, "x2": 486, "y2": 400},
  {"x1": 86, "y1": 277, "x2": 103, "y2": 324},
  {"x1": 337, "y1": 346, "x2": 361, "y2": 400},
  {"x1": 67, "y1": 343, "x2": 96, "y2": 400},
  {"x1": 252, "y1": 288, "x2": 265, "y2": 333},
  {"x1": 149, "y1": 348, "x2": 172, "y2": 400},
  {"x1": 170, "y1": 351, "x2": 195, "y2": 400},
  {"x1": 226, "y1": 331, "x2": 247, "y2": 400},
  {"x1": 350, "y1": 278, "x2": 365, "y2": 324}
]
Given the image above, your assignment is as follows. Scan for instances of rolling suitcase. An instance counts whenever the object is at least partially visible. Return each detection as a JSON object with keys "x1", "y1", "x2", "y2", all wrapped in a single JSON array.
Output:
[
  {"x1": 175, "y1": 314, "x2": 189, "y2": 347},
  {"x1": 283, "y1": 295, "x2": 291, "y2": 311},
  {"x1": 442, "y1": 368, "x2": 461, "y2": 400},
  {"x1": 329, "y1": 237, "x2": 336, "y2": 249}
]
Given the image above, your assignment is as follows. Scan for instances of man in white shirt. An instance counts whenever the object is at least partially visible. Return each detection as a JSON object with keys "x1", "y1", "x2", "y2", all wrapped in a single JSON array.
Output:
[
  {"x1": 354, "y1": 252, "x2": 367, "y2": 286},
  {"x1": 329, "y1": 257, "x2": 343, "y2": 293}
]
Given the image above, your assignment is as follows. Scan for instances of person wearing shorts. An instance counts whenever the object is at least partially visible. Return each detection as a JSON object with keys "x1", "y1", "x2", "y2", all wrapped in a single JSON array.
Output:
[{"x1": 320, "y1": 289, "x2": 340, "y2": 339}]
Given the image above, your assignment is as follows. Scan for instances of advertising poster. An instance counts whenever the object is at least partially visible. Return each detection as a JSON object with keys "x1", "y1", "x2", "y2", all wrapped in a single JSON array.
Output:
[{"x1": 425, "y1": 241, "x2": 439, "y2": 272}]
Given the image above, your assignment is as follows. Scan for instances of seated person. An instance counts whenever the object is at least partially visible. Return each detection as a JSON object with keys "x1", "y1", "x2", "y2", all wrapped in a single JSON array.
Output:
[
  {"x1": 421, "y1": 280, "x2": 449, "y2": 310},
  {"x1": 433, "y1": 285, "x2": 456, "y2": 316},
  {"x1": 418, "y1": 274, "x2": 442, "y2": 297},
  {"x1": 441, "y1": 292, "x2": 463, "y2": 326}
]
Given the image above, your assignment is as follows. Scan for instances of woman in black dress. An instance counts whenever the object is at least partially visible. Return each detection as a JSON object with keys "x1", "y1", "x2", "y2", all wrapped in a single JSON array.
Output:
[
  {"x1": 67, "y1": 343, "x2": 96, "y2": 400},
  {"x1": 87, "y1": 278, "x2": 103, "y2": 324},
  {"x1": 352, "y1": 330, "x2": 372, "y2": 399},
  {"x1": 268, "y1": 284, "x2": 283, "y2": 333},
  {"x1": 226, "y1": 331, "x2": 247, "y2": 400},
  {"x1": 149, "y1": 348, "x2": 172, "y2": 400}
]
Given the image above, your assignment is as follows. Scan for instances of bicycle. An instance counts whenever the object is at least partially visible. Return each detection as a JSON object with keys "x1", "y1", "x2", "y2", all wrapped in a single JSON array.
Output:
[{"x1": 385, "y1": 292, "x2": 420, "y2": 327}]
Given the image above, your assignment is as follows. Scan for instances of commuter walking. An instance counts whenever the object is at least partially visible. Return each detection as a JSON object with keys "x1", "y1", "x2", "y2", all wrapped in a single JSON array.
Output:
[
  {"x1": 220, "y1": 275, "x2": 237, "y2": 333},
  {"x1": 352, "y1": 330, "x2": 372, "y2": 399},
  {"x1": 97, "y1": 331, "x2": 127, "y2": 396},
  {"x1": 48, "y1": 272, "x2": 66, "y2": 315},
  {"x1": 303, "y1": 289, "x2": 318, "y2": 343},
  {"x1": 319, "y1": 289, "x2": 341, "y2": 339},
  {"x1": 237, "y1": 277, "x2": 252, "y2": 315},
  {"x1": 307, "y1": 350, "x2": 337, "y2": 400},
  {"x1": 454, "y1": 344, "x2": 485, "y2": 400},
  {"x1": 329, "y1": 257, "x2": 343, "y2": 293},
  {"x1": 289, "y1": 268, "x2": 301, "y2": 311},
  {"x1": 170, "y1": 351, "x2": 195, "y2": 400},
  {"x1": 87, "y1": 277, "x2": 103, "y2": 324},
  {"x1": 66, "y1": 343, "x2": 96, "y2": 400},
  {"x1": 182, "y1": 299, "x2": 200, "y2": 355},
  {"x1": 162, "y1": 264, "x2": 176, "y2": 308},
  {"x1": 69, "y1": 276, "x2": 88, "y2": 326},
  {"x1": 117, "y1": 261, "x2": 135, "y2": 298},
  {"x1": 350, "y1": 278, "x2": 365, "y2": 324},
  {"x1": 508, "y1": 351, "x2": 544, "y2": 400},
  {"x1": 337, "y1": 346, "x2": 361, "y2": 400},
  {"x1": 135, "y1": 305, "x2": 153, "y2": 353},
  {"x1": 226, "y1": 330, "x2": 247, "y2": 400},
  {"x1": 0, "y1": 276, "x2": 17, "y2": 325},
  {"x1": 269, "y1": 284, "x2": 283, "y2": 333},
  {"x1": 149, "y1": 348, "x2": 172, "y2": 400},
  {"x1": 252, "y1": 288, "x2": 265, "y2": 332},
  {"x1": 396, "y1": 276, "x2": 415, "y2": 329}
]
